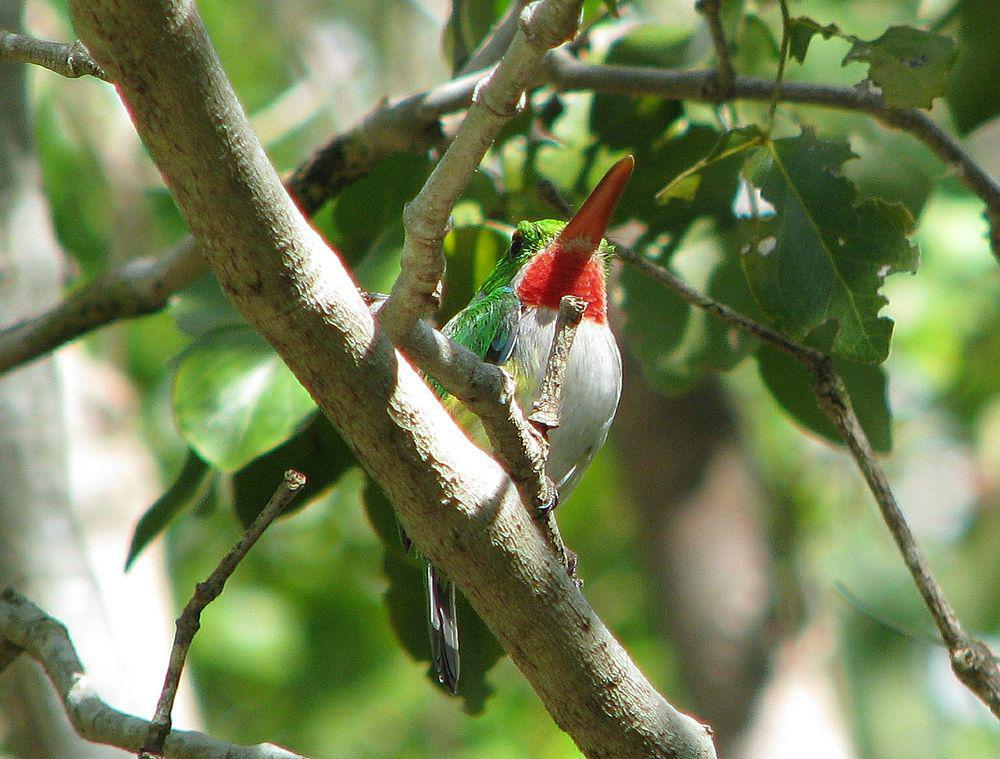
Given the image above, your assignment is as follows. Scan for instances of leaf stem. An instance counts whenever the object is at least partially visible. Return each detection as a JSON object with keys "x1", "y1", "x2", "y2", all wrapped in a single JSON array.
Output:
[{"x1": 766, "y1": 0, "x2": 793, "y2": 134}]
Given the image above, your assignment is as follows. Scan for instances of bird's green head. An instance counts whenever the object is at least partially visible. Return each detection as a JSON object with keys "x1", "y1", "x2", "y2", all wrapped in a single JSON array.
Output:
[{"x1": 478, "y1": 156, "x2": 634, "y2": 322}]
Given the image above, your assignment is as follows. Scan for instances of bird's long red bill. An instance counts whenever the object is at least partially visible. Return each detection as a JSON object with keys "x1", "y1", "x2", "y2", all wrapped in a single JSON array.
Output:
[{"x1": 556, "y1": 155, "x2": 634, "y2": 250}]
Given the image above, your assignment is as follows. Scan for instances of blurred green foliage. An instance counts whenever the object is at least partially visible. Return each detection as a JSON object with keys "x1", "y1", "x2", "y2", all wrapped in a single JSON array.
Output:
[{"x1": 28, "y1": 0, "x2": 1000, "y2": 756}]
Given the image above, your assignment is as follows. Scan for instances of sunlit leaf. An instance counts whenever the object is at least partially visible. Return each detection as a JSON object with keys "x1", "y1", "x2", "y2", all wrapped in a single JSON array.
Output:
[
  {"x1": 125, "y1": 450, "x2": 215, "y2": 569},
  {"x1": 655, "y1": 126, "x2": 762, "y2": 205},
  {"x1": 231, "y1": 412, "x2": 356, "y2": 526},
  {"x1": 174, "y1": 326, "x2": 317, "y2": 471},
  {"x1": 440, "y1": 223, "x2": 510, "y2": 324},
  {"x1": 742, "y1": 130, "x2": 918, "y2": 364},
  {"x1": 734, "y1": 13, "x2": 782, "y2": 74},
  {"x1": 620, "y1": 124, "x2": 747, "y2": 247},
  {"x1": 843, "y1": 26, "x2": 958, "y2": 109},
  {"x1": 331, "y1": 152, "x2": 434, "y2": 260}
]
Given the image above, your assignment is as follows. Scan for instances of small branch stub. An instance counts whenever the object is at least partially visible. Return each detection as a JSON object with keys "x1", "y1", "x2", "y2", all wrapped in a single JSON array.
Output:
[
  {"x1": 529, "y1": 295, "x2": 588, "y2": 433},
  {"x1": 527, "y1": 295, "x2": 588, "y2": 575},
  {"x1": 0, "y1": 31, "x2": 108, "y2": 80}
]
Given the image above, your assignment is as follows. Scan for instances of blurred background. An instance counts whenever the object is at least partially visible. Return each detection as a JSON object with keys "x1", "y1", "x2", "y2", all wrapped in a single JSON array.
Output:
[{"x1": 1, "y1": 0, "x2": 998, "y2": 757}]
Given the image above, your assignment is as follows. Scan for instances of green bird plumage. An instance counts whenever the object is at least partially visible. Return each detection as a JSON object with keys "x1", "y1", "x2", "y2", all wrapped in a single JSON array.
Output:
[{"x1": 424, "y1": 156, "x2": 635, "y2": 693}]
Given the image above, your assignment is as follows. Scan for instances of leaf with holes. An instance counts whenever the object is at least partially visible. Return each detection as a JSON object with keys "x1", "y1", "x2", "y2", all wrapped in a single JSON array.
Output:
[
  {"x1": 741, "y1": 130, "x2": 918, "y2": 364},
  {"x1": 844, "y1": 26, "x2": 958, "y2": 109},
  {"x1": 174, "y1": 326, "x2": 317, "y2": 471}
]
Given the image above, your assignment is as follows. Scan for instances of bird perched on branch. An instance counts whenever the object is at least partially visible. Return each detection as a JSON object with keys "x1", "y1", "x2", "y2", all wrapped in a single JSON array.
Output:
[{"x1": 426, "y1": 156, "x2": 634, "y2": 693}]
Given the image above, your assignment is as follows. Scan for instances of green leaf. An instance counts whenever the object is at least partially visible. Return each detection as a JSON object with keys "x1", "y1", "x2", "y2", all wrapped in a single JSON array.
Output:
[
  {"x1": 733, "y1": 13, "x2": 782, "y2": 75},
  {"x1": 655, "y1": 126, "x2": 762, "y2": 205},
  {"x1": 439, "y1": 223, "x2": 510, "y2": 324},
  {"x1": 756, "y1": 343, "x2": 893, "y2": 453},
  {"x1": 742, "y1": 131, "x2": 918, "y2": 364},
  {"x1": 35, "y1": 98, "x2": 114, "y2": 279},
  {"x1": 173, "y1": 326, "x2": 317, "y2": 471},
  {"x1": 169, "y1": 273, "x2": 245, "y2": 338},
  {"x1": 843, "y1": 26, "x2": 958, "y2": 109},
  {"x1": 622, "y1": 247, "x2": 761, "y2": 393},
  {"x1": 787, "y1": 16, "x2": 842, "y2": 64},
  {"x1": 231, "y1": 412, "x2": 356, "y2": 526},
  {"x1": 362, "y1": 479, "x2": 503, "y2": 713},
  {"x1": 619, "y1": 124, "x2": 748, "y2": 247},
  {"x1": 125, "y1": 450, "x2": 214, "y2": 569},
  {"x1": 589, "y1": 25, "x2": 688, "y2": 149},
  {"x1": 331, "y1": 152, "x2": 434, "y2": 260},
  {"x1": 945, "y1": 0, "x2": 1000, "y2": 134}
]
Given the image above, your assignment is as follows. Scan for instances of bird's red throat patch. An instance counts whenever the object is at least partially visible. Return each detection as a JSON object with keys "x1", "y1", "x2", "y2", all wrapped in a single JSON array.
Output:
[{"x1": 515, "y1": 246, "x2": 607, "y2": 323}]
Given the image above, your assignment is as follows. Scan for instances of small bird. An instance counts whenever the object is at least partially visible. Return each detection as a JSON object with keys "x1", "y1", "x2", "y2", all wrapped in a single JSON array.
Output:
[{"x1": 426, "y1": 156, "x2": 634, "y2": 693}]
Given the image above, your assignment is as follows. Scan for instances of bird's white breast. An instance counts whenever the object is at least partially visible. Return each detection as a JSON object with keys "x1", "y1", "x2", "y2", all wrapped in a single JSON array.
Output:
[{"x1": 512, "y1": 307, "x2": 622, "y2": 497}]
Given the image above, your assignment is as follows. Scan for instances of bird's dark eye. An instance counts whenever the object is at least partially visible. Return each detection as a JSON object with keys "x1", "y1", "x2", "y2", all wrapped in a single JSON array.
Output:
[{"x1": 508, "y1": 229, "x2": 525, "y2": 259}]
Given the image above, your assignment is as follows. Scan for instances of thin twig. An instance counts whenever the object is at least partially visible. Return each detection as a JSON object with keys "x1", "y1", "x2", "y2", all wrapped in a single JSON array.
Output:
[
  {"x1": 402, "y1": 320, "x2": 555, "y2": 516},
  {"x1": 618, "y1": 245, "x2": 1000, "y2": 718},
  {"x1": 0, "y1": 30, "x2": 107, "y2": 80},
  {"x1": 140, "y1": 471, "x2": 307, "y2": 758},
  {"x1": 459, "y1": 0, "x2": 529, "y2": 75},
  {"x1": 695, "y1": 0, "x2": 735, "y2": 100},
  {"x1": 530, "y1": 295, "x2": 588, "y2": 432},
  {"x1": 0, "y1": 590, "x2": 305, "y2": 758}
]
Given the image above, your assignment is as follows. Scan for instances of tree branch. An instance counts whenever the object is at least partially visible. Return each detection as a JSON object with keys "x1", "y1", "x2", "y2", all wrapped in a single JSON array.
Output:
[
  {"x1": 0, "y1": 66, "x2": 467, "y2": 376},
  {"x1": 0, "y1": 589, "x2": 305, "y2": 759},
  {"x1": 65, "y1": 0, "x2": 715, "y2": 755},
  {"x1": 3, "y1": 48, "x2": 998, "y2": 375},
  {"x1": 400, "y1": 320, "x2": 555, "y2": 517},
  {"x1": 378, "y1": 0, "x2": 584, "y2": 340},
  {"x1": 0, "y1": 30, "x2": 107, "y2": 80},
  {"x1": 141, "y1": 471, "x2": 306, "y2": 758},
  {"x1": 695, "y1": 0, "x2": 735, "y2": 100},
  {"x1": 617, "y1": 245, "x2": 1000, "y2": 718}
]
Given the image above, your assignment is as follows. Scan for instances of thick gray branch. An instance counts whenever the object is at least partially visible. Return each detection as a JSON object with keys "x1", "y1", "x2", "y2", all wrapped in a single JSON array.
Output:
[
  {"x1": 0, "y1": 590, "x2": 304, "y2": 759},
  {"x1": 66, "y1": 1, "x2": 715, "y2": 756}
]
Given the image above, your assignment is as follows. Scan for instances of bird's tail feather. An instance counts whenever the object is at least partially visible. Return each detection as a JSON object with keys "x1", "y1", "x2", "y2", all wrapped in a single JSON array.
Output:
[{"x1": 426, "y1": 563, "x2": 460, "y2": 693}]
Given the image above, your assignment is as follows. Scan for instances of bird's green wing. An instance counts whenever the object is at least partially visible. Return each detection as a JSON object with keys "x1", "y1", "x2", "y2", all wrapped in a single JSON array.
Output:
[
  {"x1": 432, "y1": 287, "x2": 521, "y2": 441},
  {"x1": 442, "y1": 286, "x2": 520, "y2": 368}
]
